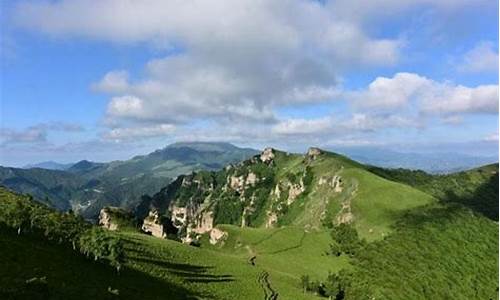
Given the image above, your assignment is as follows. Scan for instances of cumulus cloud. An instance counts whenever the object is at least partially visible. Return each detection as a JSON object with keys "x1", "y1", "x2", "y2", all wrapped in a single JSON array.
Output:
[
  {"x1": 9, "y1": 0, "x2": 497, "y2": 145},
  {"x1": 271, "y1": 113, "x2": 421, "y2": 137},
  {"x1": 0, "y1": 122, "x2": 84, "y2": 145},
  {"x1": 92, "y1": 70, "x2": 129, "y2": 93},
  {"x1": 350, "y1": 72, "x2": 499, "y2": 115},
  {"x1": 457, "y1": 41, "x2": 499, "y2": 73},
  {"x1": 103, "y1": 124, "x2": 176, "y2": 141},
  {"x1": 12, "y1": 0, "x2": 405, "y2": 130}
]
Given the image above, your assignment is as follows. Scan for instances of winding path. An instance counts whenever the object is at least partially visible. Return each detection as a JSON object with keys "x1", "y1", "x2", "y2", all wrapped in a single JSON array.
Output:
[{"x1": 258, "y1": 271, "x2": 279, "y2": 300}]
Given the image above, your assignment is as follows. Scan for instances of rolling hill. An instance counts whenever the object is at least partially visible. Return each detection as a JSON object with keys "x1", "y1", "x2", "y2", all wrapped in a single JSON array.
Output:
[
  {"x1": 0, "y1": 142, "x2": 258, "y2": 219},
  {"x1": 0, "y1": 146, "x2": 497, "y2": 300},
  {"x1": 139, "y1": 147, "x2": 435, "y2": 242}
]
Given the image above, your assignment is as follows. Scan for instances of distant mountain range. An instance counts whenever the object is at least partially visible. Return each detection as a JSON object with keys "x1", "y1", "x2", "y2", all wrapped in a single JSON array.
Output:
[
  {"x1": 23, "y1": 161, "x2": 75, "y2": 170},
  {"x1": 333, "y1": 147, "x2": 498, "y2": 173},
  {"x1": 3, "y1": 142, "x2": 497, "y2": 220},
  {"x1": 1, "y1": 142, "x2": 258, "y2": 219}
]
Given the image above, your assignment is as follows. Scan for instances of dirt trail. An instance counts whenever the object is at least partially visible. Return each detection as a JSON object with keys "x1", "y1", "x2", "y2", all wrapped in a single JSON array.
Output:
[{"x1": 258, "y1": 271, "x2": 278, "y2": 300}]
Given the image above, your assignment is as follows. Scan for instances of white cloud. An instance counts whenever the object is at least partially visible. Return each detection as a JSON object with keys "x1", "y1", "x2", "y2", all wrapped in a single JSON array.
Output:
[
  {"x1": 457, "y1": 41, "x2": 499, "y2": 73},
  {"x1": 422, "y1": 84, "x2": 498, "y2": 115},
  {"x1": 349, "y1": 72, "x2": 430, "y2": 109},
  {"x1": 93, "y1": 70, "x2": 129, "y2": 93},
  {"x1": 107, "y1": 95, "x2": 145, "y2": 119},
  {"x1": 103, "y1": 124, "x2": 176, "y2": 141},
  {"x1": 13, "y1": 0, "x2": 404, "y2": 130},
  {"x1": 0, "y1": 122, "x2": 84, "y2": 145},
  {"x1": 272, "y1": 117, "x2": 333, "y2": 135},
  {"x1": 350, "y1": 72, "x2": 499, "y2": 115},
  {"x1": 9, "y1": 1, "x2": 497, "y2": 145},
  {"x1": 483, "y1": 131, "x2": 499, "y2": 142},
  {"x1": 271, "y1": 113, "x2": 421, "y2": 137}
]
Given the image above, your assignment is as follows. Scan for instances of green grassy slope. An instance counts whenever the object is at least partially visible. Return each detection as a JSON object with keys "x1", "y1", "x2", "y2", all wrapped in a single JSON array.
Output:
[
  {"x1": 342, "y1": 205, "x2": 499, "y2": 300},
  {"x1": 0, "y1": 226, "x2": 202, "y2": 300},
  {"x1": 148, "y1": 148, "x2": 435, "y2": 242},
  {"x1": 367, "y1": 163, "x2": 499, "y2": 220},
  {"x1": 299, "y1": 152, "x2": 435, "y2": 240},
  {"x1": 2, "y1": 151, "x2": 498, "y2": 300}
]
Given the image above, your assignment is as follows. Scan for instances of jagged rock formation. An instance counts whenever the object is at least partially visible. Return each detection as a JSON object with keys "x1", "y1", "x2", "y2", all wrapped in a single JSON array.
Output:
[
  {"x1": 99, "y1": 207, "x2": 119, "y2": 231},
  {"x1": 260, "y1": 148, "x2": 275, "y2": 163},
  {"x1": 138, "y1": 146, "x2": 358, "y2": 241},
  {"x1": 209, "y1": 228, "x2": 228, "y2": 245},
  {"x1": 99, "y1": 206, "x2": 135, "y2": 231},
  {"x1": 142, "y1": 210, "x2": 167, "y2": 238},
  {"x1": 306, "y1": 147, "x2": 322, "y2": 161}
]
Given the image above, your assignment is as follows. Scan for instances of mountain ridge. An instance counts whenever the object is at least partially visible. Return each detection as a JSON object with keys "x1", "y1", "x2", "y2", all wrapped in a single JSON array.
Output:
[{"x1": 0, "y1": 142, "x2": 259, "y2": 219}]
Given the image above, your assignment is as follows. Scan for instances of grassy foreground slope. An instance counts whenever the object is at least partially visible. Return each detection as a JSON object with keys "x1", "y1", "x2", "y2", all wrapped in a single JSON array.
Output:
[
  {"x1": 0, "y1": 186, "x2": 336, "y2": 299},
  {"x1": 342, "y1": 205, "x2": 498, "y2": 300}
]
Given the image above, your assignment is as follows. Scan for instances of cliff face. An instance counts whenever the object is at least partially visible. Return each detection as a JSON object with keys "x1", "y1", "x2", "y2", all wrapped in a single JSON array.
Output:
[
  {"x1": 139, "y1": 147, "x2": 351, "y2": 243},
  {"x1": 99, "y1": 208, "x2": 119, "y2": 231},
  {"x1": 142, "y1": 210, "x2": 167, "y2": 238},
  {"x1": 99, "y1": 206, "x2": 135, "y2": 231}
]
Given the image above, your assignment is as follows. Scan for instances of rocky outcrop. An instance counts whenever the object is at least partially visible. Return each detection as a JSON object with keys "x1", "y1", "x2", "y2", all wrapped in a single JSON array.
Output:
[
  {"x1": 287, "y1": 179, "x2": 305, "y2": 205},
  {"x1": 142, "y1": 210, "x2": 166, "y2": 238},
  {"x1": 230, "y1": 175, "x2": 245, "y2": 192},
  {"x1": 229, "y1": 171, "x2": 259, "y2": 194},
  {"x1": 306, "y1": 147, "x2": 322, "y2": 161},
  {"x1": 171, "y1": 206, "x2": 188, "y2": 228},
  {"x1": 209, "y1": 228, "x2": 228, "y2": 245},
  {"x1": 319, "y1": 175, "x2": 343, "y2": 192},
  {"x1": 192, "y1": 211, "x2": 214, "y2": 234},
  {"x1": 245, "y1": 172, "x2": 258, "y2": 186},
  {"x1": 336, "y1": 185, "x2": 357, "y2": 225},
  {"x1": 98, "y1": 207, "x2": 119, "y2": 231},
  {"x1": 266, "y1": 212, "x2": 278, "y2": 228},
  {"x1": 260, "y1": 147, "x2": 275, "y2": 163}
]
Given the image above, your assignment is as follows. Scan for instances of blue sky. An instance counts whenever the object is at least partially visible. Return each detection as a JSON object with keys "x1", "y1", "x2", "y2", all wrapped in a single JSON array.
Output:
[{"x1": 0, "y1": 0, "x2": 498, "y2": 166}]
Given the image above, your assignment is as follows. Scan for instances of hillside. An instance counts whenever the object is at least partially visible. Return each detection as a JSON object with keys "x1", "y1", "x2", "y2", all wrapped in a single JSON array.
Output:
[
  {"x1": 0, "y1": 142, "x2": 258, "y2": 219},
  {"x1": 139, "y1": 147, "x2": 435, "y2": 242},
  {"x1": 367, "y1": 163, "x2": 499, "y2": 220},
  {"x1": 1, "y1": 146, "x2": 498, "y2": 300}
]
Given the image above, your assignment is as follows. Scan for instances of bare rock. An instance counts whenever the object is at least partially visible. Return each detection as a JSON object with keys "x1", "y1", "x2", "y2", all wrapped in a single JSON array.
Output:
[
  {"x1": 192, "y1": 211, "x2": 214, "y2": 234},
  {"x1": 142, "y1": 210, "x2": 166, "y2": 238},
  {"x1": 260, "y1": 147, "x2": 275, "y2": 163},
  {"x1": 265, "y1": 212, "x2": 278, "y2": 228},
  {"x1": 209, "y1": 228, "x2": 228, "y2": 245},
  {"x1": 306, "y1": 147, "x2": 322, "y2": 160},
  {"x1": 98, "y1": 207, "x2": 118, "y2": 231}
]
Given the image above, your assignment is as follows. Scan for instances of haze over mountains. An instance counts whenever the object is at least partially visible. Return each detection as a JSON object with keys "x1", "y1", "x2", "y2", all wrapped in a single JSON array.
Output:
[
  {"x1": 334, "y1": 147, "x2": 498, "y2": 173},
  {"x1": 21, "y1": 145, "x2": 497, "y2": 174}
]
